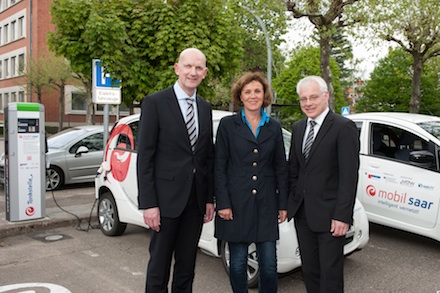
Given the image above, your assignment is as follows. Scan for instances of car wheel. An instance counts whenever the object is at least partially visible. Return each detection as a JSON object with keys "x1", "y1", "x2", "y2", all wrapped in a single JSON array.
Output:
[
  {"x1": 98, "y1": 191, "x2": 127, "y2": 236},
  {"x1": 46, "y1": 166, "x2": 64, "y2": 191},
  {"x1": 220, "y1": 240, "x2": 259, "y2": 288}
]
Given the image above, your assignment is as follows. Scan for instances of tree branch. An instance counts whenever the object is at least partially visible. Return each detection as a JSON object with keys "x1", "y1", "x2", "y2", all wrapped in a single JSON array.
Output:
[{"x1": 386, "y1": 34, "x2": 412, "y2": 54}]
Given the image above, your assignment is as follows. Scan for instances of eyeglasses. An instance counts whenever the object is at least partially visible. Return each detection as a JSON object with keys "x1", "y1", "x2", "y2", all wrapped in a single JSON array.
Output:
[{"x1": 298, "y1": 92, "x2": 325, "y2": 104}]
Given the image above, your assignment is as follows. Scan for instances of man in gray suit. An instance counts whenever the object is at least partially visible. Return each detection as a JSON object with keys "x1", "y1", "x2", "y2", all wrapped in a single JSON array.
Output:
[
  {"x1": 137, "y1": 48, "x2": 215, "y2": 292},
  {"x1": 288, "y1": 76, "x2": 360, "y2": 292}
]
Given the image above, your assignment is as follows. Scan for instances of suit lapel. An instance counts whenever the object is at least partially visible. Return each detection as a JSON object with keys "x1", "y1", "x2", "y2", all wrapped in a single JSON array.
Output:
[
  {"x1": 296, "y1": 119, "x2": 308, "y2": 163},
  {"x1": 308, "y1": 111, "x2": 334, "y2": 160},
  {"x1": 165, "y1": 88, "x2": 192, "y2": 149},
  {"x1": 233, "y1": 114, "x2": 257, "y2": 144},
  {"x1": 257, "y1": 121, "x2": 276, "y2": 144}
]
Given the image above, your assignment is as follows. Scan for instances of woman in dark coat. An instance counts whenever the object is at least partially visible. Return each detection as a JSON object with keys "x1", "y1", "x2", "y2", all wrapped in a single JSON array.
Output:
[{"x1": 214, "y1": 71, "x2": 288, "y2": 293}]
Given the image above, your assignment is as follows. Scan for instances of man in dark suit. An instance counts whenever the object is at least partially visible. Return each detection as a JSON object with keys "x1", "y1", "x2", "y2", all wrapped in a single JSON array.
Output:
[
  {"x1": 287, "y1": 76, "x2": 360, "y2": 293},
  {"x1": 137, "y1": 48, "x2": 215, "y2": 293}
]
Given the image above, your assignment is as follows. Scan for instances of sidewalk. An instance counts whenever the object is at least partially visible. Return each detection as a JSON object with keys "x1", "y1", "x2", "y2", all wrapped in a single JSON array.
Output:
[{"x1": 0, "y1": 184, "x2": 99, "y2": 239}]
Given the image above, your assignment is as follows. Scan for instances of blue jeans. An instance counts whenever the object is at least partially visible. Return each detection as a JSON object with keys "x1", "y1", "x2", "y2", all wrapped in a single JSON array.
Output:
[{"x1": 228, "y1": 241, "x2": 277, "y2": 293}]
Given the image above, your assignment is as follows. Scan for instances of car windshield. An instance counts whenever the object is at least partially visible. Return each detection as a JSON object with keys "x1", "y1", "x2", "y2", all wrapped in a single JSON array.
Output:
[
  {"x1": 418, "y1": 121, "x2": 440, "y2": 140},
  {"x1": 48, "y1": 128, "x2": 88, "y2": 149}
]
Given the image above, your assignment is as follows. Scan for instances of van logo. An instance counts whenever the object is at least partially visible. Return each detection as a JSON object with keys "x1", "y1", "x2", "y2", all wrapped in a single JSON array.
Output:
[
  {"x1": 400, "y1": 180, "x2": 415, "y2": 187},
  {"x1": 418, "y1": 183, "x2": 434, "y2": 190},
  {"x1": 366, "y1": 185, "x2": 376, "y2": 197},
  {"x1": 367, "y1": 174, "x2": 381, "y2": 179}
]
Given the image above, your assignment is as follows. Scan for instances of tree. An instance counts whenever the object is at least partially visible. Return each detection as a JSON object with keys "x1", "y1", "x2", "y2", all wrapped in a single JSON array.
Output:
[
  {"x1": 48, "y1": 0, "x2": 244, "y2": 114},
  {"x1": 20, "y1": 53, "x2": 52, "y2": 103},
  {"x1": 272, "y1": 46, "x2": 344, "y2": 129},
  {"x1": 357, "y1": 0, "x2": 440, "y2": 113},
  {"x1": 233, "y1": 0, "x2": 288, "y2": 74},
  {"x1": 49, "y1": 0, "x2": 289, "y2": 116},
  {"x1": 356, "y1": 47, "x2": 440, "y2": 116},
  {"x1": 286, "y1": 0, "x2": 360, "y2": 111},
  {"x1": 45, "y1": 54, "x2": 75, "y2": 131}
]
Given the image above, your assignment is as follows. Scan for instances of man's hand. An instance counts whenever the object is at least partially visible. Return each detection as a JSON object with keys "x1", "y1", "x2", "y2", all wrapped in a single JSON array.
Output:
[
  {"x1": 143, "y1": 207, "x2": 161, "y2": 232},
  {"x1": 204, "y1": 203, "x2": 214, "y2": 223},
  {"x1": 330, "y1": 219, "x2": 349, "y2": 237}
]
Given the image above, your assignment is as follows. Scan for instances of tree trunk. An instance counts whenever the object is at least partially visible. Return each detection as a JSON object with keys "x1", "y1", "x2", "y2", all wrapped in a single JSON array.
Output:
[
  {"x1": 58, "y1": 82, "x2": 65, "y2": 132},
  {"x1": 320, "y1": 34, "x2": 335, "y2": 111},
  {"x1": 82, "y1": 80, "x2": 93, "y2": 125},
  {"x1": 37, "y1": 89, "x2": 42, "y2": 104},
  {"x1": 409, "y1": 52, "x2": 423, "y2": 114}
]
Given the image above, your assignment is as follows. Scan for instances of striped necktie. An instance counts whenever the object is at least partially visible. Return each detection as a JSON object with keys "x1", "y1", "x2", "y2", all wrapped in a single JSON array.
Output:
[
  {"x1": 186, "y1": 98, "x2": 197, "y2": 151},
  {"x1": 303, "y1": 120, "x2": 316, "y2": 161}
]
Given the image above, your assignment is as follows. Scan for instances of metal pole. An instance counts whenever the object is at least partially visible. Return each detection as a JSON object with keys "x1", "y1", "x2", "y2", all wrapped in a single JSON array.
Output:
[
  {"x1": 103, "y1": 104, "x2": 109, "y2": 149},
  {"x1": 242, "y1": 6, "x2": 272, "y2": 115}
]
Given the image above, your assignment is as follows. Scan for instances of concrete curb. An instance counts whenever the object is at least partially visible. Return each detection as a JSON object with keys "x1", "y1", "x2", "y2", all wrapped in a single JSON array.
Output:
[{"x1": 0, "y1": 203, "x2": 99, "y2": 239}]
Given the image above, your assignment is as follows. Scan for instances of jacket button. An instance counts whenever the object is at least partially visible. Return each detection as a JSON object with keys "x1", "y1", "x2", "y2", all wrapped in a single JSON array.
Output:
[
  {"x1": 253, "y1": 148, "x2": 259, "y2": 154},
  {"x1": 251, "y1": 189, "x2": 257, "y2": 195},
  {"x1": 252, "y1": 175, "x2": 257, "y2": 181},
  {"x1": 252, "y1": 162, "x2": 257, "y2": 167}
]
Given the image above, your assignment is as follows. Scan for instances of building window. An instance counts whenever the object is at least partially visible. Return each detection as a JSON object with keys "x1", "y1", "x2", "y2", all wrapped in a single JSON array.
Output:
[
  {"x1": 11, "y1": 92, "x2": 16, "y2": 102},
  {"x1": 19, "y1": 91, "x2": 25, "y2": 102},
  {"x1": 11, "y1": 56, "x2": 16, "y2": 76},
  {"x1": 11, "y1": 20, "x2": 16, "y2": 41},
  {"x1": 0, "y1": 60, "x2": 2, "y2": 79},
  {"x1": 4, "y1": 93, "x2": 9, "y2": 104},
  {"x1": 18, "y1": 53, "x2": 24, "y2": 73},
  {"x1": 0, "y1": 27, "x2": 2, "y2": 46},
  {"x1": 0, "y1": 94, "x2": 3, "y2": 111},
  {"x1": 4, "y1": 24, "x2": 8, "y2": 43},
  {"x1": 72, "y1": 91, "x2": 87, "y2": 111},
  {"x1": 4, "y1": 58, "x2": 9, "y2": 77},
  {"x1": 18, "y1": 16, "x2": 24, "y2": 38}
]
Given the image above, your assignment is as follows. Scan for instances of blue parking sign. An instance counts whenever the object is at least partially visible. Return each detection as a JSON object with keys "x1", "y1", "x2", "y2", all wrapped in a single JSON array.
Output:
[{"x1": 341, "y1": 106, "x2": 350, "y2": 116}]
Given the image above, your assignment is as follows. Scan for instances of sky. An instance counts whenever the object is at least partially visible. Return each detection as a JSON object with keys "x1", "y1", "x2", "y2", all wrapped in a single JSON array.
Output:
[{"x1": 279, "y1": 18, "x2": 392, "y2": 80}]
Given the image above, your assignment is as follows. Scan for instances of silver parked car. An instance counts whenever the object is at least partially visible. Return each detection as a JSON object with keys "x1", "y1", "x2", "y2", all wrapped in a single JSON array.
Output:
[{"x1": 0, "y1": 125, "x2": 107, "y2": 190}]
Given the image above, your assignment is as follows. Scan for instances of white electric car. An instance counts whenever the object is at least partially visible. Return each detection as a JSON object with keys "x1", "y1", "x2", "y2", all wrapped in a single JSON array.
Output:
[{"x1": 347, "y1": 112, "x2": 440, "y2": 243}]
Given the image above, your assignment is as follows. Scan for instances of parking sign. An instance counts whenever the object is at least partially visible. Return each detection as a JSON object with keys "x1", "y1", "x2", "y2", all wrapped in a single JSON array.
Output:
[{"x1": 92, "y1": 59, "x2": 121, "y2": 105}]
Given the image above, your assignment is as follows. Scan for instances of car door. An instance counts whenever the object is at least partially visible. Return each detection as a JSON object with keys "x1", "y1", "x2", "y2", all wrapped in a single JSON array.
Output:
[
  {"x1": 112, "y1": 120, "x2": 139, "y2": 206},
  {"x1": 66, "y1": 132, "x2": 104, "y2": 182},
  {"x1": 358, "y1": 122, "x2": 440, "y2": 229}
]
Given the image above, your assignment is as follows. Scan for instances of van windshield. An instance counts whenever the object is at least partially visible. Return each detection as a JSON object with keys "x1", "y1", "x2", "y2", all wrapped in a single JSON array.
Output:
[{"x1": 418, "y1": 121, "x2": 440, "y2": 140}]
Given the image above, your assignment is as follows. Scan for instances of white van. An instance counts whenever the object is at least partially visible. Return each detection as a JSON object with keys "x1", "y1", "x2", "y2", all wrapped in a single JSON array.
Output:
[{"x1": 348, "y1": 112, "x2": 440, "y2": 242}]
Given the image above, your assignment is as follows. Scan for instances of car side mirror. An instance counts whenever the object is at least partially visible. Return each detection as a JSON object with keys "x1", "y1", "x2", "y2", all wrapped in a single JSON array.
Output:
[
  {"x1": 409, "y1": 150, "x2": 434, "y2": 168},
  {"x1": 75, "y1": 146, "x2": 89, "y2": 157}
]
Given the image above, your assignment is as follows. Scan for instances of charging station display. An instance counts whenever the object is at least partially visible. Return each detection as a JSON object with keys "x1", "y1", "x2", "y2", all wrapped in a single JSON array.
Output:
[{"x1": 5, "y1": 103, "x2": 46, "y2": 221}]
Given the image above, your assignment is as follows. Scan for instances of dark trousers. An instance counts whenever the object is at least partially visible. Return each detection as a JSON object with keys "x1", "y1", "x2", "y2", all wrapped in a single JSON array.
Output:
[
  {"x1": 294, "y1": 205, "x2": 345, "y2": 293},
  {"x1": 145, "y1": 184, "x2": 203, "y2": 293}
]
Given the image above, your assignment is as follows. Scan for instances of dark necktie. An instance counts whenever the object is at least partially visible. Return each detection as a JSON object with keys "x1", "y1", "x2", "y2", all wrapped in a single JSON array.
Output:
[
  {"x1": 303, "y1": 120, "x2": 316, "y2": 161},
  {"x1": 186, "y1": 98, "x2": 197, "y2": 151}
]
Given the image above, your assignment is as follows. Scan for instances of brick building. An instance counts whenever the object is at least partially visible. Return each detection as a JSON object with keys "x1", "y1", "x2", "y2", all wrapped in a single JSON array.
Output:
[{"x1": 0, "y1": 0, "x2": 125, "y2": 130}]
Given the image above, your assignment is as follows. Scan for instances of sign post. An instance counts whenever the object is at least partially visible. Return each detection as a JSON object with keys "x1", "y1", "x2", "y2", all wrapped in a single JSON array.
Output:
[{"x1": 92, "y1": 59, "x2": 121, "y2": 145}]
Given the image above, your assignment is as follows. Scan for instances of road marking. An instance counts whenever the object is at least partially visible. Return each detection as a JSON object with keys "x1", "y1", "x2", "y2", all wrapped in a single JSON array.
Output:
[{"x1": 0, "y1": 283, "x2": 71, "y2": 292}]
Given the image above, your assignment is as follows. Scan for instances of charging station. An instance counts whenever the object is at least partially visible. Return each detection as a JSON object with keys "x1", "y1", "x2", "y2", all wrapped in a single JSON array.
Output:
[{"x1": 4, "y1": 102, "x2": 46, "y2": 221}]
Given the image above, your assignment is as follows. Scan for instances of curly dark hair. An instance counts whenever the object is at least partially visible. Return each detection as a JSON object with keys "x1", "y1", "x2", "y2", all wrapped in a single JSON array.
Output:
[{"x1": 231, "y1": 71, "x2": 272, "y2": 108}]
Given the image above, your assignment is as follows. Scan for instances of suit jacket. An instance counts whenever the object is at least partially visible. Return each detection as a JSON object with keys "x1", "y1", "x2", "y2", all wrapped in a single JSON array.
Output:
[
  {"x1": 137, "y1": 87, "x2": 214, "y2": 218},
  {"x1": 214, "y1": 114, "x2": 288, "y2": 243},
  {"x1": 287, "y1": 110, "x2": 360, "y2": 232}
]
